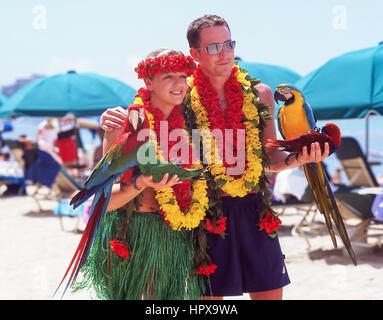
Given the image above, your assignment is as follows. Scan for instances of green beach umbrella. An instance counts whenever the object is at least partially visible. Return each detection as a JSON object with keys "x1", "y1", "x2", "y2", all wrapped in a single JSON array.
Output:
[{"x1": 0, "y1": 71, "x2": 136, "y2": 118}]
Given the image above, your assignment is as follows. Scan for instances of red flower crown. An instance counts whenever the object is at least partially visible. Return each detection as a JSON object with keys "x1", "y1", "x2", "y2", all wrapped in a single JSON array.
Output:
[{"x1": 135, "y1": 54, "x2": 196, "y2": 79}]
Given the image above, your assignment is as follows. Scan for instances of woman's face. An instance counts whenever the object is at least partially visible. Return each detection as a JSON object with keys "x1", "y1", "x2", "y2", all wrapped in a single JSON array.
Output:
[{"x1": 145, "y1": 72, "x2": 188, "y2": 108}]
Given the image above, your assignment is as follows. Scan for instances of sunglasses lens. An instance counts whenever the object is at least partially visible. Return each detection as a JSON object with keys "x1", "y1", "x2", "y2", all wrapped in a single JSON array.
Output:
[
  {"x1": 224, "y1": 40, "x2": 236, "y2": 50},
  {"x1": 206, "y1": 43, "x2": 222, "y2": 55}
]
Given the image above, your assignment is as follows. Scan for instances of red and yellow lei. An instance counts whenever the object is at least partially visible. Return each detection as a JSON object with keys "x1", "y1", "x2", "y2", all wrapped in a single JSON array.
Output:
[
  {"x1": 133, "y1": 88, "x2": 209, "y2": 231},
  {"x1": 189, "y1": 65, "x2": 264, "y2": 198}
]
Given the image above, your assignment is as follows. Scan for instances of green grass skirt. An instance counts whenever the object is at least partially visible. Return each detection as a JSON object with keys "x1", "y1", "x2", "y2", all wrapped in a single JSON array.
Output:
[{"x1": 73, "y1": 209, "x2": 205, "y2": 300}]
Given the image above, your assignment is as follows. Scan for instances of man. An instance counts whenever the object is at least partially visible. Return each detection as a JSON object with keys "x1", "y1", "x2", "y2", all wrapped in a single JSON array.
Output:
[{"x1": 100, "y1": 15, "x2": 329, "y2": 300}]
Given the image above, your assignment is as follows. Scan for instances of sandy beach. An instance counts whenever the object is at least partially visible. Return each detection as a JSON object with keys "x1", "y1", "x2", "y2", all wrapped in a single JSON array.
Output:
[{"x1": 1, "y1": 188, "x2": 383, "y2": 300}]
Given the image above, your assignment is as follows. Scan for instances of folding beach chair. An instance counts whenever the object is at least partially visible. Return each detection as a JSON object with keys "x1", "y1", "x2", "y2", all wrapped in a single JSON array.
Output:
[
  {"x1": 335, "y1": 137, "x2": 379, "y2": 187},
  {"x1": 332, "y1": 137, "x2": 383, "y2": 250},
  {"x1": 23, "y1": 149, "x2": 85, "y2": 231},
  {"x1": 335, "y1": 185, "x2": 383, "y2": 250},
  {"x1": 1, "y1": 139, "x2": 28, "y2": 196}
]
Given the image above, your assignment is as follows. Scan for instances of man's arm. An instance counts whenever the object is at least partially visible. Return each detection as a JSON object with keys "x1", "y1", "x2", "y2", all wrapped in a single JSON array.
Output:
[
  {"x1": 256, "y1": 83, "x2": 329, "y2": 172},
  {"x1": 100, "y1": 106, "x2": 128, "y2": 154}
]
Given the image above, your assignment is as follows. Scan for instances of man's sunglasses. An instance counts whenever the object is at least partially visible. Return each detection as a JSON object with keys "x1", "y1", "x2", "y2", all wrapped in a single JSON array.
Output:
[{"x1": 197, "y1": 40, "x2": 236, "y2": 55}]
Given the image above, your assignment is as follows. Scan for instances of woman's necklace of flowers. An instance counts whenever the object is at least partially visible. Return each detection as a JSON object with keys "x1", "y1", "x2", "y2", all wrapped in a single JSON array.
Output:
[
  {"x1": 133, "y1": 88, "x2": 209, "y2": 231},
  {"x1": 189, "y1": 65, "x2": 264, "y2": 198}
]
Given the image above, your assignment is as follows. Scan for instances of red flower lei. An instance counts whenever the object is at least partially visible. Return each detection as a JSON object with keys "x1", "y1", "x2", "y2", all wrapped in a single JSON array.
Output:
[
  {"x1": 135, "y1": 54, "x2": 196, "y2": 79},
  {"x1": 193, "y1": 65, "x2": 246, "y2": 172},
  {"x1": 137, "y1": 88, "x2": 194, "y2": 218}
]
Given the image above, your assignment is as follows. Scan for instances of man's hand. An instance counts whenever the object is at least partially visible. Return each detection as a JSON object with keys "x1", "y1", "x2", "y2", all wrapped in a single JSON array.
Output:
[
  {"x1": 296, "y1": 142, "x2": 330, "y2": 165},
  {"x1": 100, "y1": 106, "x2": 128, "y2": 132}
]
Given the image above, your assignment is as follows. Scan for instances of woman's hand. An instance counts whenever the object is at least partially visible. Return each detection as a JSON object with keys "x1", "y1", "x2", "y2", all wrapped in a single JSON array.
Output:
[{"x1": 135, "y1": 173, "x2": 181, "y2": 190}]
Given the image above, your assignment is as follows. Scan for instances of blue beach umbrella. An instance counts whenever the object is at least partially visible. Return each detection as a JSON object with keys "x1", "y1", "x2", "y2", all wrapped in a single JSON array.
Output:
[
  {"x1": 0, "y1": 71, "x2": 136, "y2": 118},
  {"x1": 237, "y1": 60, "x2": 302, "y2": 93},
  {"x1": 294, "y1": 44, "x2": 383, "y2": 120}
]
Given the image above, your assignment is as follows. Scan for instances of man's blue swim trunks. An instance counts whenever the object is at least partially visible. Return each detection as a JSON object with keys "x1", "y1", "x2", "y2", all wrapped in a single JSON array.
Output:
[{"x1": 204, "y1": 193, "x2": 291, "y2": 296}]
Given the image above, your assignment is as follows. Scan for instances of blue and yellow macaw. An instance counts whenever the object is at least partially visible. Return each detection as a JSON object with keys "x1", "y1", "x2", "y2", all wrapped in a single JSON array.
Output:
[{"x1": 271, "y1": 84, "x2": 357, "y2": 265}]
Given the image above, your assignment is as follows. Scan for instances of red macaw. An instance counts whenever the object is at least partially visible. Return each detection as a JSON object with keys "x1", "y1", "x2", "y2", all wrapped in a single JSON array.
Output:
[{"x1": 54, "y1": 105, "x2": 149, "y2": 297}]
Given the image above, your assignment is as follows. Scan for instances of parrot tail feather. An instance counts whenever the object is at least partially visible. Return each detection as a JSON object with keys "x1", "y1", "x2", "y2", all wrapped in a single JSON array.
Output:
[
  {"x1": 70, "y1": 175, "x2": 116, "y2": 209},
  {"x1": 265, "y1": 138, "x2": 286, "y2": 149},
  {"x1": 54, "y1": 190, "x2": 109, "y2": 298}
]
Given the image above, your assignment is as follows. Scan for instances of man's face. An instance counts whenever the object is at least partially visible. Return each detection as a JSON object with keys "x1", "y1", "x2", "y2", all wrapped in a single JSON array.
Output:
[{"x1": 190, "y1": 25, "x2": 234, "y2": 78}]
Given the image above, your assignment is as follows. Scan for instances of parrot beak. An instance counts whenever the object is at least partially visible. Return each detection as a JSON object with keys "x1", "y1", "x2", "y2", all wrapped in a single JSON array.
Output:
[
  {"x1": 128, "y1": 110, "x2": 140, "y2": 131},
  {"x1": 274, "y1": 87, "x2": 294, "y2": 105},
  {"x1": 129, "y1": 108, "x2": 146, "y2": 131},
  {"x1": 138, "y1": 108, "x2": 146, "y2": 124}
]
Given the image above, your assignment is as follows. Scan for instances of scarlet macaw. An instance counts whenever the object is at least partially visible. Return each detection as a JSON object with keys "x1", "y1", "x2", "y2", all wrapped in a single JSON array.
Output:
[{"x1": 55, "y1": 106, "x2": 202, "y2": 297}]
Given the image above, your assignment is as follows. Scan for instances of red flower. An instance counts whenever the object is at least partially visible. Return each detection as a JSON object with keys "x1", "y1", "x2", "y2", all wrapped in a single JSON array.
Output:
[
  {"x1": 197, "y1": 264, "x2": 217, "y2": 276},
  {"x1": 259, "y1": 212, "x2": 281, "y2": 234},
  {"x1": 205, "y1": 217, "x2": 227, "y2": 234},
  {"x1": 110, "y1": 239, "x2": 130, "y2": 259}
]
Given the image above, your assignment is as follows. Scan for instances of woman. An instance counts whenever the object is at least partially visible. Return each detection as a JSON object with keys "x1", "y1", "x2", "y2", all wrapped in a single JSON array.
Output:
[{"x1": 73, "y1": 49, "x2": 209, "y2": 300}]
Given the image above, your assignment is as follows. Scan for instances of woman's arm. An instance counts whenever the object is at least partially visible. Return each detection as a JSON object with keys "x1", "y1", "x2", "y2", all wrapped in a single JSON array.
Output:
[{"x1": 107, "y1": 173, "x2": 180, "y2": 211}]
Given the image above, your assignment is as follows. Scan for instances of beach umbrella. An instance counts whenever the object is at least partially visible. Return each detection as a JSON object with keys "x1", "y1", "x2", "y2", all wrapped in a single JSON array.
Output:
[
  {"x1": 294, "y1": 43, "x2": 383, "y2": 120},
  {"x1": 237, "y1": 59, "x2": 302, "y2": 93},
  {"x1": 0, "y1": 71, "x2": 136, "y2": 119},
  {"x1": 0, "y1": 92, "x2": 7, "y2": 107},
  {"x1": 294, "y1": 43, "x2": 383, "y2": 158}
]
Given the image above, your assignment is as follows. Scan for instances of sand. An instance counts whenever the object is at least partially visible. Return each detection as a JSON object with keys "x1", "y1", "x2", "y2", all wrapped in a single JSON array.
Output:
[{"x1": 1, "y1": 189, "x2": 383, "y2": 300}]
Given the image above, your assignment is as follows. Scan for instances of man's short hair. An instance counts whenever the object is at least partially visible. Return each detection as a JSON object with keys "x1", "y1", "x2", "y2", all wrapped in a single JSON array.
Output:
[{"x1": 187, "y1": 14, "x2": 230, "y2": 48}]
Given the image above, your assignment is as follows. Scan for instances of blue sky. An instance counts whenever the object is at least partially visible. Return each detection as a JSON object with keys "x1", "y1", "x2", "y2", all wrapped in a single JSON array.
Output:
[{"x1": 1, "y1": 0, "x2": 382, "y2": 90}]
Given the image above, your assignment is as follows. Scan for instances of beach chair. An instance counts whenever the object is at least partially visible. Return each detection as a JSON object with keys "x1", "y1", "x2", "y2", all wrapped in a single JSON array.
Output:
[
  {"x1": 335, "y1": 185, "x2": 383, "y2": 250},
  {"x1": 1, "y1": 139, "x2": 28, "y2": 196},
  {"x1": 23, "y1": 149, "x2": 85, "y2": 231},
  {"x1": 333, "y1": 136, "x2": 383, "y2": 249},
  {"x1": 335, "y1": 137, "x2": 379, "y2": 187}
]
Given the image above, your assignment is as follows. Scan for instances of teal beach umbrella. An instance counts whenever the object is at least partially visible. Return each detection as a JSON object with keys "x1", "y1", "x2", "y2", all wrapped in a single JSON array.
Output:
[
  {"x1": 237, "y1": 60, "x2": 302, "y2": 93},
  {"x1": 294, "y1": 44, "x2": 383, "y2": 120},
  {"x1": 0, "y1": 71, "x2": 136, "y2": 118},
  {"x1": 294, "y1": 44, "x2": 383, "y2": 158},
  {"x1": 0, "y1": 92, "x2": 7, "y2": 107}
]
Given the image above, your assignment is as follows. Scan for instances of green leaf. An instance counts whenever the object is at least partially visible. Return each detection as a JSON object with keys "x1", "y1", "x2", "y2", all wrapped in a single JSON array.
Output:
[
  {"x1": 252, "y1": 148, "x2": 263, "y2": 157},
  {"x1": 190, "y1": 199, "x2": 200, "y2": 205},
  {"x1": 267, "y1": 231, "x2": 277, "y2": 239},
  {"x1": 245, "y1": 180, "x2": 255, "y2": 190},
  {"x1": 216, "y1": 177, "x2": 227, "y2": 188},
  {"x1": 249, "y1": 118, "x2": 259, "y2": 127}
]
